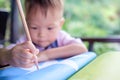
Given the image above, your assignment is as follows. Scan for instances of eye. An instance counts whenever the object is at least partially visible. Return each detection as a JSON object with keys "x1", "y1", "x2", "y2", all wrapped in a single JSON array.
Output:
[
  {"x1": 30, "y1": 26, "x2": 38, "y2": 30},
  {"x1": 48, "y1": 27, "x2": 53, "y2": 30}
]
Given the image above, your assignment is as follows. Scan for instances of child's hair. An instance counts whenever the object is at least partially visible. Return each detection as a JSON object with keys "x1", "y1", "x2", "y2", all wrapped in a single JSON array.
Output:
[{"x1": 25, "y1": 0, "x2": 64, "y2": 16}]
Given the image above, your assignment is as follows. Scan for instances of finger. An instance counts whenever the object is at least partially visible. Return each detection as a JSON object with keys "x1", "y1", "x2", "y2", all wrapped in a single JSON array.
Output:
[
  {"x1": 12, "y1": 53, "x2": 32, "y2": 63},
  {"x1": 21, "y1": 58, "x2": 33, "y2": 64},
  {"x1": 16, "y1": 49, "x2": 34, "y2": 59},
  {"x1": 16, "y1": 58, "x2": 34, "y2": 68},
  {"x1": 23, "y1": 63, "x2": 35, "y2": 68},
  {"x1": 19, "y1": 62, "x2": 34, "y2": 68},
  {"x1": 22, "y1": 41, "x2": 36, "y2": 51},
  {"x1": 34, "y1": 49, "x2": 39, "y2": 55}
]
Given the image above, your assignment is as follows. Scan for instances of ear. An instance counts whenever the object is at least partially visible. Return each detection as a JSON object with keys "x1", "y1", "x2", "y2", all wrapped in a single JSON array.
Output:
[{"x1": 59, "y1": 17, "x2": 65, "y2": 28}]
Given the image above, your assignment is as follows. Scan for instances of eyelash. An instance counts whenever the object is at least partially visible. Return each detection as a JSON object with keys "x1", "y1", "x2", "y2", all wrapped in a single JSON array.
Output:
[
  {"x1": 48, "y1": 27, "x2": 53, "y2": 30},
  {"x1": 29, "y1": 26, "x2": 54, "y2": 30},
  {"x1": 30, "y1": 26, "x2": 37, "y2": 30}
]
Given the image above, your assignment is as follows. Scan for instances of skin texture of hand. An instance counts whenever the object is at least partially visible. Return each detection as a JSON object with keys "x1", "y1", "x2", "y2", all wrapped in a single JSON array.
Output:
[{"x1": 8, "y1": 41, "x2": 39, "y2": 68}]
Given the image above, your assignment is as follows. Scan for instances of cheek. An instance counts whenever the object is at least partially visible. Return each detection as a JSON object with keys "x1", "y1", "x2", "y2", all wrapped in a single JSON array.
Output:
[
  {"x1": 30, "y1": 34, "x2": 35, "y2": 41},
  {"x1": 48, "y1": 32, "x2": 58, "y2": 41},
  {"x1": 29, "y1": 31, "x2": 37, "y2": 40},
  {"x1": 30, "y1": 31, "x2": 34, "y2": 37}
]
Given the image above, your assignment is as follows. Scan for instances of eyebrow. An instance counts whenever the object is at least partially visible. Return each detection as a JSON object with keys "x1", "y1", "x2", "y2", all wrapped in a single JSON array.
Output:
[
  {"x1": 47, "y1": 20, "x2": 60, "y2": 26},
  {"x1": 27, "y1": 19, "x2": 60, "y2": 27},
  {"x1": 46, "y1": 23, "x2": 58, "y2": 28}
]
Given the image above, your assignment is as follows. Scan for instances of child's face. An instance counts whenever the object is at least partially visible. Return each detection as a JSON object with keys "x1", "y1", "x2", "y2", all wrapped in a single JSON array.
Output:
[{"x1": 26, "y1": 6, "x2": 64, "y2": 47}]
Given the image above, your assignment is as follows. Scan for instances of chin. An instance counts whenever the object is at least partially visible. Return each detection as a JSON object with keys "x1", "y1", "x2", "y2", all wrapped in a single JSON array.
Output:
[
  {"x1": 38, "y1": 41, "x2": 51, "y2": 47},
  {"x1": 39, "y1": 44, "x2": 49, "y2": 48}
]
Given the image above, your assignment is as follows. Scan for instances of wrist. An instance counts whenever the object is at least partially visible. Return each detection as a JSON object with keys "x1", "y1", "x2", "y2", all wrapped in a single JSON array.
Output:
[{"x1": 0, "y1": 48, "x2": 10, "y2": 66}]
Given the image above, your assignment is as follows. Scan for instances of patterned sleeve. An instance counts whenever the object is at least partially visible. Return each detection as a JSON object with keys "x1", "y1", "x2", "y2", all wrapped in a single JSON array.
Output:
[{"x1": 57, "y1": 30, "x2": 85, "y2": 47}]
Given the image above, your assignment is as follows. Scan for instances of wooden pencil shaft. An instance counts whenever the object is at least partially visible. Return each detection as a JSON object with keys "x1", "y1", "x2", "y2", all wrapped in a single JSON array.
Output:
[
  {"x1": 16, "y1": 0, "x2": 31, "y2": 41},
  {"x1": 16, "y1": 0, "x2": 39, "y2": 70}
]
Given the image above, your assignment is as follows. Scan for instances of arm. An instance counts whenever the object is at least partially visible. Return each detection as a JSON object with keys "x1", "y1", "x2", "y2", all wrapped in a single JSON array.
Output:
[
  {"x1": 38, "y1": 43, "x2": 88, "y2": 62},
  {"x1": 0, "y1": 48, "x2": 10, "y2": 67},
  {"x1": 37, "y1": 31, "x2": 88, "y2": 62}
]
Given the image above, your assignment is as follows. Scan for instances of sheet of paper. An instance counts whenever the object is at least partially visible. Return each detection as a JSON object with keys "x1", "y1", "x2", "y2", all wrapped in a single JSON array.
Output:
[{"x1": 20, "y1": 59, "x2": 78, "y2": 73}]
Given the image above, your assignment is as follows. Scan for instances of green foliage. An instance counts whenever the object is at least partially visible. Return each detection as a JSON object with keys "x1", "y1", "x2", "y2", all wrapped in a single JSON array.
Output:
[
  {"x1": 63, "y1": 20, "x2": 107, "y2": 37},
  {"x1": 64, "y1": 0, "x2": 120, "y2": 55},
  {"x1": 0, "y1": 0, "x2": 10, "y2": 10},
  {"x1": 64, "y1": 0, "x2": 120, "y2": 36},
  {"x1": 94, "y1": 43, "x2": 117, "y2": 55}
]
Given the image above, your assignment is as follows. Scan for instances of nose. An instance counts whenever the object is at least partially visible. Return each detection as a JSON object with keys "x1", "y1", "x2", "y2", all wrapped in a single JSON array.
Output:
[{"x1": 37, "y1": 30, "x2": 45, "y2": 37}]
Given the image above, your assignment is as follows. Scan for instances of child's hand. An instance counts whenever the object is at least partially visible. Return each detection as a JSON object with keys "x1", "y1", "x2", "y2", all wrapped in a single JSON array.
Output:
[{"x1": 8, "y1": 41, "x2": 39, "y2": 68}]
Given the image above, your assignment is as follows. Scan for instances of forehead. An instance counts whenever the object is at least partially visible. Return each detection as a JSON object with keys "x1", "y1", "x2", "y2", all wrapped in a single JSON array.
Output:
[
  {"x1": 26, "y1": 5, "x2": 63, "y2": 22},
  {"x1": 26, "y1": 7, "x2": 63, "y2": 26}
]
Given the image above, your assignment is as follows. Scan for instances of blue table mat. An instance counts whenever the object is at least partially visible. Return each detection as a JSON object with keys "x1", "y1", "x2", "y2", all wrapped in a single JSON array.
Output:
[{"x1": 0, "y1": 52, "x2": 96, "y2": 80}]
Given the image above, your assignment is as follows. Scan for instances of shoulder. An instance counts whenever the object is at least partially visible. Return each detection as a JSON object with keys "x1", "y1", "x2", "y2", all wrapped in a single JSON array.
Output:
[
  {"x1": 59, "y1": 30, "x2": 70, "y2": 35},
  {"x1": 57, "y1": 30, "x2": 83, "y2": 46},
  {"x1": 57, "y1": 30, "x2": 72, "y2": 39}
]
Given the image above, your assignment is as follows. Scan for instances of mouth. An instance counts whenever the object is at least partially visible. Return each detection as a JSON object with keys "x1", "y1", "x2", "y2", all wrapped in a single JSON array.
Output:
[{"x1": 38, "y1": 40, "x2": 46, "y2": 43}]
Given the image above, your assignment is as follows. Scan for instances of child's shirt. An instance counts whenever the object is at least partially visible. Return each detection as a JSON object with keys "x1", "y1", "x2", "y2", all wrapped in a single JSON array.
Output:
[{"x1": 7, "y1": 30, "x2": 85, "y2": 51}]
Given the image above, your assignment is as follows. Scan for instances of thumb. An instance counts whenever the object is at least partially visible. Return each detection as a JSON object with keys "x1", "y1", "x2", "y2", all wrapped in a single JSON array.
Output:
[
  {"x1": 34, "y1": 49, "x2": 39, "y2": 55},
  {"x1": 26, "y1": 48, "x2": 39, "y2": 55}
]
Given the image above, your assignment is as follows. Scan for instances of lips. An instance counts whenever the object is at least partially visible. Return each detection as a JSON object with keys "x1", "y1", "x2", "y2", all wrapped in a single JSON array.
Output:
[{"x1": 38, "y1": 41, "x2": 45, "y2": 43}]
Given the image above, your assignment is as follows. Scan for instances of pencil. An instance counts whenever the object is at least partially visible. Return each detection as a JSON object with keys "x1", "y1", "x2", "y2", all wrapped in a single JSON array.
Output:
[{"x1": 16, "y1": 0, "x2": 39, "y2": 70}]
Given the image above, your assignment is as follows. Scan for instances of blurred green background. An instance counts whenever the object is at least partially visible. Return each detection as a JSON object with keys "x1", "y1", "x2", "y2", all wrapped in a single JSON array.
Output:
[{"x1": 0, "y1": 0, "x2": 120, "y2": 55}]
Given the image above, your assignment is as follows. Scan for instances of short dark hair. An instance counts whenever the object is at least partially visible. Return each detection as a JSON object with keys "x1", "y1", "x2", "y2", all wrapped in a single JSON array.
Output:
[{"x1": 25, "y1": 0, "x2": 64, "y2": 16}]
